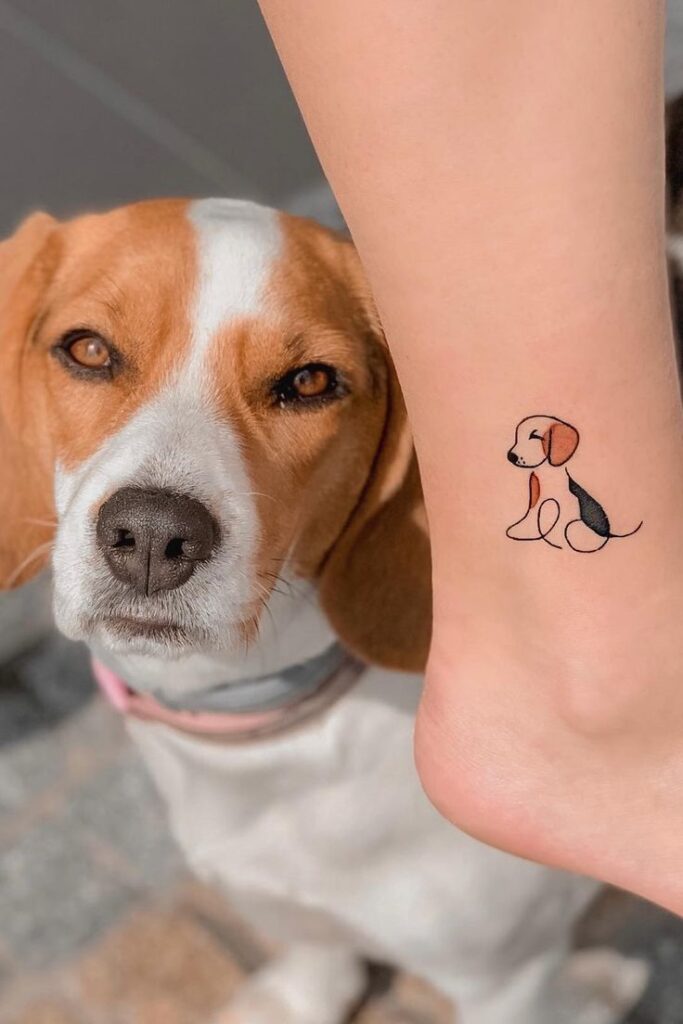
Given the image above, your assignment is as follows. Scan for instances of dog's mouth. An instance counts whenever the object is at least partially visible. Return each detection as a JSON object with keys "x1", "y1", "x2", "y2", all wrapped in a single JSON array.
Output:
[
  {"x1": 98, "y1": 615, "x2": 191, "y2": 645},
  {"x1": 86, "y1": 607, "x2": 250, "y2": 658},
  {"x1": 55, "y1": 566, "x2": 262, "y2": 657}
]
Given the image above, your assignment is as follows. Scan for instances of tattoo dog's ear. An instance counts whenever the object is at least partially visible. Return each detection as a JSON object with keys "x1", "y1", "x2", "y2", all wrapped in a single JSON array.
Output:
[
  {"x1": 542, "y1": 421, "x2": 579, "y2": 466},
  {"x1": 0, "y1": 212, "x2": 61, "y2": 589}
]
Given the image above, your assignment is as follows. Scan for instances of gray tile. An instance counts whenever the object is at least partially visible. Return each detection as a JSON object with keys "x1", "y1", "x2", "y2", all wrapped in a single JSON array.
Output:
[
  {"x1": 0, "y1": 632, "x2": 129, "y2": 818},
  {"x1": 0, "y1": 575, "x2": 52, "y2": 664},
  {"x1": 0, "y1": 819, "x2": 137, "y2": 968},
  {"x1": 0, "y1": 635, "x2": 180, "y2": 968},
  {"x1": 62, "y1": 750, "x2": 183, "y2": 890},
  {"x1": 0, "y1": 727, "x2": 66, "y2": 818},
  {"x1": 0, "y1": 635, "x2": 93, "y2": 747},
  {"x1": 0, "y1": 687, "x2": 126, "y2": 821},
  {"x1": 0, "y1": 960, "x2": 14, "y2": 1001},
  {"x1": 58, "y1": 691, "x2": 128, "y2": 761}
]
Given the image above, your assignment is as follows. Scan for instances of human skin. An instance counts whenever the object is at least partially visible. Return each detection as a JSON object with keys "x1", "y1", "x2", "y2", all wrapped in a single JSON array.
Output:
[{"x1": 258, "y1": 0, "x2": 683, "y2": 914}]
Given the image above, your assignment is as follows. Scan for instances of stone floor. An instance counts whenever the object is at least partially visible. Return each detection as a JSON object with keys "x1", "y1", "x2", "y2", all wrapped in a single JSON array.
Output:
[{"x1": 0, "y1": 633, "x2": 682, "y2": 1023}]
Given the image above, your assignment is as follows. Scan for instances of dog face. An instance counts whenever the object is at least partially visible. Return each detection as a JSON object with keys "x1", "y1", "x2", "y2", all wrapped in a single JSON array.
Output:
[
  {"x1": 0, "y1": 199, "x2": 431, "y2": 671},
  {"x1": 507, "y1": 415, "x2": 579, "y2": 469}
]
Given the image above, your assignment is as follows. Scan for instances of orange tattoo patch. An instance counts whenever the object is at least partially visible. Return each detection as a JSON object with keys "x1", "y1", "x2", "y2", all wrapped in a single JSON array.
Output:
[{"x1": 529, "y1": 472, "x2": 540, "y2": 508}]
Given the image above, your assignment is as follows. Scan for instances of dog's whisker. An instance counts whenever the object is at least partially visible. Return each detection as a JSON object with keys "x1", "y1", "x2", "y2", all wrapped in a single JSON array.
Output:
[
  {"x1": 234, "y1": 490, "x2": 284, "y2": 508},
  {"x1": 5, "y1": 541, "x2": 53, "y2": 588},
  {"x1": 255, "y1": 570, "x2": 301, "y2": 606},
  {"x1": 256, "y1": 568, "x2": 319, "y2": 611},
  {"x1": 249, "y1": 492, "x2": 282, "y2": 505},
  {"x1": 252, "y1": 574, "x2": 273, "y2": 596},
  {"x1": 260, "y1": 598, "x2": 278, "y2": 639},
  {"x1": 257, "y1": 569, "x2": 289, "y2": 588},
  {"x1": 21, "y1": 516, "x2": 58, "y2": 529},
  {"x1": 260, "y1": 563, "x2": 293, "y2": 585},
  {"x1": 267, "y1": 555, "x2": 288, "y2": 568}
]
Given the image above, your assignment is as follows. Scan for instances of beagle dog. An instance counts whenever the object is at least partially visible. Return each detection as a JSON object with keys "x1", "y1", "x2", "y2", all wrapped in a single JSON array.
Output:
[
  {"x1": 506, "y1": 415, "x2": 642, "y2": 552},
  {"x1": 0, "y1": 201, "x2": 647, "y2": 1024}
]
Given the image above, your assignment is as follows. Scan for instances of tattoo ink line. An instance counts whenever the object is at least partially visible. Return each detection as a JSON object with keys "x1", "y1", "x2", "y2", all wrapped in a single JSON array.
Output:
[{"x1": 505, "y1": 414, "x2": 643, "y2": 553}]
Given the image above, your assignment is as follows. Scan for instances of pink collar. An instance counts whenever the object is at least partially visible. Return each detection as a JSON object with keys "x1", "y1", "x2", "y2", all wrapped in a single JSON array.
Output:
[{"x1": 92, "y1": 652, "x2": 361, "y2": 739}]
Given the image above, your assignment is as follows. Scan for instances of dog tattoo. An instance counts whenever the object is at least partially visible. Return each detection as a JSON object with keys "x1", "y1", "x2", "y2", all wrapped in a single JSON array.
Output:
[{"x1": 505, "y1": 415, "x2": 643, "y2": 553}]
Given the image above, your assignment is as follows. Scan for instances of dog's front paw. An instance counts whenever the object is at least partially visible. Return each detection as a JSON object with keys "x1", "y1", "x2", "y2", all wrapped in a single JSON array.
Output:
[
  {"x1": 562, "y1": 948, "x2": 650, "y2": 1024},
  {"x1": 214, "y1": 947, "x2": 365, "y2": 1024},
  {"x1": 214, "y1": 983, "x2": 297, "y2": 1024}
]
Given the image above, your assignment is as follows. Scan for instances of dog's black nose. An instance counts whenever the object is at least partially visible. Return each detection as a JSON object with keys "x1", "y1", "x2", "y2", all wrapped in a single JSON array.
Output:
[
  {"x1": 96, "y1": 488, "x2": 217, "y2": 595},
  {"x1": 507, "y1": 450, "x2": 520, "y2": 465}
]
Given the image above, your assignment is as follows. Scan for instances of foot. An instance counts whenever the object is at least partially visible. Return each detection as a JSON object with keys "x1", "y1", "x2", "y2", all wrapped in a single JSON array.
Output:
[
  {"x1": 559, "y1": 948, "x2": 649, "y2": 1024},
  {"x1": 449, "y1": 947, "x2": 648, "y2": 1024},
  {"x1": 215, "y1": 945, "x2": 366, "y2": 1024}
]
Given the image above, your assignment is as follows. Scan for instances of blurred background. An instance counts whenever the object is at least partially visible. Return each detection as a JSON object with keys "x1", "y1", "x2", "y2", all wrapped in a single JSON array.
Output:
[
  {"x1": 0, "y1": 0, "x2": 339, "y2": 236},
  {"x1": 0, "y1": 2, "x2": 683, "y2": 1022}
]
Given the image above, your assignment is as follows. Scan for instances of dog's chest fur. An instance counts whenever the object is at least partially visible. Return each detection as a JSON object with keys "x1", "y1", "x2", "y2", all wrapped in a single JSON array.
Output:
[
  {"x1": 533, "y1": 466, "x2": 574, "y2": 507},
  {"x1": 127, "y1": 657, "x2": 598, "y2": 972}
]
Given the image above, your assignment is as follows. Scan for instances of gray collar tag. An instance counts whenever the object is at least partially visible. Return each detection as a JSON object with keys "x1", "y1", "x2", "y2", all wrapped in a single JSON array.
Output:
[{"x1": 153, "y1": 643, "x2": 349, "y2": 716}]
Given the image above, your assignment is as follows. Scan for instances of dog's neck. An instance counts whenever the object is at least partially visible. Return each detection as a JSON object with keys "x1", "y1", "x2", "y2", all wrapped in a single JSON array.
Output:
[
  {"x1": 530, "y1": 464, "x2": 571, "y2": 496},
  {"x1": 91, "y1": 579, "x2": 338, "y2": 703}
]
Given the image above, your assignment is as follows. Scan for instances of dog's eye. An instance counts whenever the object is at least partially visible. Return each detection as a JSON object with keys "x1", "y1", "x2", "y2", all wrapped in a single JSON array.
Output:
[
  {"x1": 53, "y1": 330, "x2": 118, "y2": 379},
  {"x1": 529, "y1": 430, "x2": 542, "y2": 440},
  {"x1": 293, "y1": 367, "x2": 331, "y2": 398},
  {"x1": 273, "y1": 363, "x2": 347, "y2": 409},
  {"x1": 67, "y1": 335, "x2": 110, "y2": 369}
]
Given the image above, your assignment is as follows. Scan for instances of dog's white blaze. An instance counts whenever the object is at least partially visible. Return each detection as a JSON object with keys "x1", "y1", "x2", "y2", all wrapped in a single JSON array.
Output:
[
  {"x1": 53, "y1": 384, "x2": 259, "y2": 656},
  {"x1": 52, "y1": 199, "x2": 284, "y2": 662},
  {"x1": 186, "y1": 198, "x2": 282, "y2": 379}
]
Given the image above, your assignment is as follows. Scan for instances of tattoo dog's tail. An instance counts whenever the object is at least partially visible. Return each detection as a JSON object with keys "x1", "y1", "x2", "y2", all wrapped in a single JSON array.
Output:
[
  {"x1": 564, "y1": 518, "x2": 643, "y2": 553},
  {"x1": 608, "y1": 521, "x2": 643, "y2": 539}
]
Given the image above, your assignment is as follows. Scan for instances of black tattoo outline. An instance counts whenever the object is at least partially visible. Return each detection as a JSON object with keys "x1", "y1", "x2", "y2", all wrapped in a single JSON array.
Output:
[{"x1": 505, "y1": 414, "x2": 643, "y2": 553}]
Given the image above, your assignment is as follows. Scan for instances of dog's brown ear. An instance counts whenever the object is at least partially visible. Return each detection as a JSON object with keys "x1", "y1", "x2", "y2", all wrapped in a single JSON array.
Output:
[
  {"x1": 0, "y1": 212, "x2": 60, "y2": 589},
  {"x1": 318, "y1": 345, "x2": 432, "y2": 674},
  {"x1": 542, "y1": 421, "x2": 579, "y2": 467}
]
